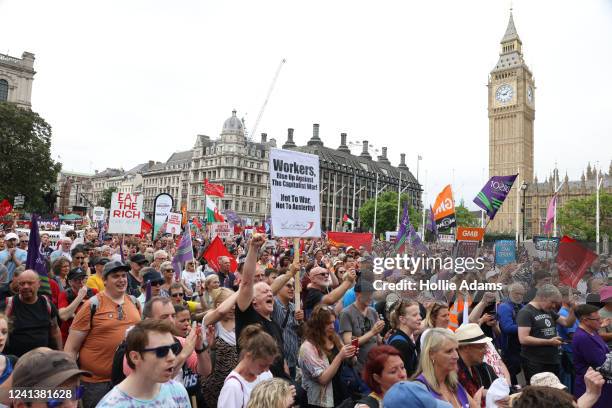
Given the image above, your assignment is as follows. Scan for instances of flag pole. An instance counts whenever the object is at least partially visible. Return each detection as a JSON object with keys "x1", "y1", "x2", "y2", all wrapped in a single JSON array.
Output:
[
  {"x1": 515, "y1": 168, "x2": 520, "y2": 248},
  {"x1": 373, "y1": 173, "x2": 379, "y2": 239},
  {"x1": 596, "y1": 167, "x2": 603, "y2": 254},
  {"x1": 553, "y1": 163, "x2": 558, "y2": 237},
  {"x1": 421, "y1": 191, "x2": 426, "y2": 240},
  {"x1": 396, "y1": 171, "x2": 402, "y2": 230}
]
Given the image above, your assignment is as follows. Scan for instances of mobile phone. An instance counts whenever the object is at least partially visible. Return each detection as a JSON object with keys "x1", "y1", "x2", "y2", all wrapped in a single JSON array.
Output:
[{"x1": 351, "y1": 338, "x2": 359, "y2": 349}]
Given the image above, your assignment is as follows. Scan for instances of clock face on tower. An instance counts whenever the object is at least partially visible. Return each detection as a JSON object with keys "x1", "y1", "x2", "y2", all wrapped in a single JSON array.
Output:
[
  {"x1": 495, "y1": 84, "x2": 513, "y2": 103},
  {"x1": 527, "y1": 86, "x2": 533, "y2": 103}
]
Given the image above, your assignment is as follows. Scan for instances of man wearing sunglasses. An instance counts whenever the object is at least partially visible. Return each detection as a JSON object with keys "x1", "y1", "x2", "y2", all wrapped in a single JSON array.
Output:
[
  {"x1": 58, "y1": 267, "x2": 98, "y2": 344},
  {"x1": 304, "y1": 265, "x2": 356, "y2": 319},
  {"x1": 97, "y1": 319, "x2": 190, "y2": 407},
  {"x1": 137, "y1": 268, "x2": 165, "y2": 310}
]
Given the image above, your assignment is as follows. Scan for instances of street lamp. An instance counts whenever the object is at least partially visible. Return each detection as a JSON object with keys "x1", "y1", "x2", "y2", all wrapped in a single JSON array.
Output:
[{"x1": 520, "y1": 181, "x2": 528, "y2": 244}]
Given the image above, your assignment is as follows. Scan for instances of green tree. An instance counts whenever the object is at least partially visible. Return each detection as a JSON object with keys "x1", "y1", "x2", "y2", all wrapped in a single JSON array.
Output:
[
  {"x1": 98, "y1": 187, "x2": 117, "y2": 208},
  {"x1": 455, "y1": 199, "x2": 479, "y2": 227},
  {"x1": 557, "y1": 192, "x2": 612, "y2": 241},
  {"x1": 0, "y1": 102, "x2": 61, "y2": 213},
  {"x1": 359, "y1": 191, "x2": 421, "y2": 234}
]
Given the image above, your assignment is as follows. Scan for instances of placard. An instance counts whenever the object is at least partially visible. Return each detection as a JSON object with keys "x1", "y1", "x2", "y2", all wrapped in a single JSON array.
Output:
[
  {"x1": 210, "y1": 222, "x2": 232, "y2": 240},
  {"x1": 92, "y1": 207, "x2": 106, "y2": 222},
  {"x1": 495, "y1": 240, "x2": 516, "y2": 266},
  {"x1": 456, "y1": 227, "x2": 484, "y2": 241},
  {"x1": 269, "y1": 148, "x2": 321, "y2": 238},
  {"x1": 153, "y1": 193, "x2": 174, "y2": 238},
  {"x1": 108, "y1": 192, "x2": 143, "y2": 234},
  {"x1": 165, "y1": 212, "x2": 182, "y2": 235}
]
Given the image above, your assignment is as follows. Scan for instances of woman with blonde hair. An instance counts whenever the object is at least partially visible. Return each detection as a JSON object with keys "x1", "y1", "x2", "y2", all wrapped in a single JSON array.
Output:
[
  {"x1": 419, "y1": 301, "x2": 451, "y2": 350},
  {"x1": 218, "y1": 324, "x2": 279, "y2": 408},
  {"x1": 386, "y1": 300, "x2": 422, "y2": 376},
  {"x1": 246, "y1": 378, "x2": 295, "y2": 408},
  {"x1": 0, "y1": 313, "x2": 16, "y2": 385},
  {"x1": 201, "y1": 287, "x2": 240, "y2": 408},
  {"x1": 413, "y1": 328, "x2": 481, "y2": 408}
]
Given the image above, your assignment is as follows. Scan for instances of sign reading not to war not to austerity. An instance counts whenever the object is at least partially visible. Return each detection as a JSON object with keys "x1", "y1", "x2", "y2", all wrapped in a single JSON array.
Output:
[{"x1": 269, "y1": 148, "x2": 321, "y2": 238}]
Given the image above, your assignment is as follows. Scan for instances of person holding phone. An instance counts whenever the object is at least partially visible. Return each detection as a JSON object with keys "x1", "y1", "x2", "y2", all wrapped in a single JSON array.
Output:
[{"x1": 299, "y1": 304, "x2": 357, "y2": 407}]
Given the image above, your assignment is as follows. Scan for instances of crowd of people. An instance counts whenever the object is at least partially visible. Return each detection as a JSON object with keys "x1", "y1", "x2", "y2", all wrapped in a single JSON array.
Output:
[{"x1": 0, "y1": 224, "x2": 611, "y2": 407}]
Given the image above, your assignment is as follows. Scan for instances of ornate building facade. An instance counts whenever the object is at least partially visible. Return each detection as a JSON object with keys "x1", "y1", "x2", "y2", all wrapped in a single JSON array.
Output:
[
  {"x1": 0, "y1": 51, "x2": 35, "y2": 108},
  {"x1": 488, "y1": 12, "x2": 535, "y2": 233}
]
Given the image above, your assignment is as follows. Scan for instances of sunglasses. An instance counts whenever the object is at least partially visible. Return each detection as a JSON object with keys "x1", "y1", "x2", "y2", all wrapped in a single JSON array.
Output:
[
  {"x1": 117, "y1": 304, "x2": 124, "y2": 321},
  {"x1": 171, "y1": 293, "x2": 184, "y2": 298},
  {"x1": 142, "y1": 341, "x2": 181, "y2": 358},
  {"x1": 315, "y1": 272, "x2": 330, "y2": 278},
  {"x1": 150, "y1": 281, "x2": 163, "y2": 287}
]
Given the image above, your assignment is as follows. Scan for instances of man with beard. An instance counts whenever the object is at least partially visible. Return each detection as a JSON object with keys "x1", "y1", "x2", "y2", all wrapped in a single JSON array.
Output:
[
  {"x1": 304, "y1": 265, "x2": 356, "y2": 319},
  {"x1": 4, "y1": 270, "x2": 62, "y2": 356},
  {"x1": 218, "y1": 255, "x2": 236, "y2": 288}
]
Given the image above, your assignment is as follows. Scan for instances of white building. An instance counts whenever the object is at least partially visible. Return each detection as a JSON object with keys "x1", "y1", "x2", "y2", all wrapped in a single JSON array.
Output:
[{"x1": 0, "y1": 51, "x2": 35, "y2": 108}]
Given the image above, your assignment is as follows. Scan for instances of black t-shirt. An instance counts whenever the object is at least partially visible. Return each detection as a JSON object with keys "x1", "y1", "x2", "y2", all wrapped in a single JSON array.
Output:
[
  {"x1": 388, "y1": 329, "x2": 420, "y2": 377},
  {"x1": 5, "y1": 295, "x2": 59, "y2": 357},
  {"x1": 235, "y1": 304, "x2": 288, "y2": 379},
  {"x1": 304, "y1": 287, "x2": 325, "y2": 318},
  {"x1": 516, "y1": 303, "x2": 560, "y2": 364},
  {"x1": 126, "y1": 271, "x2": 142, "y2": 298}
]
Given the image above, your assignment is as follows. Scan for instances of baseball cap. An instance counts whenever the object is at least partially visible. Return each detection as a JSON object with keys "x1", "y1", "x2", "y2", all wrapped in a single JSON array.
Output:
[
  {"x1": 103, "y1": 235, "x2": 113, "y2": 241},
  {"x1": 67, "y1": 267, "x2": 87, "y2": 281},
  {"x1": 130, "y1": 253, "x2": 149, "y2": 265},
  {"x1": 600, "y1": 286, "x2": 612, "y2": 303},
  {"x1": 93, "y1": 257, "x2": 110, "y2": 266},
  {"x1": 12, "y1": 349, "x2": 91, "y2": 389},
  {"x1": 141, "y1": 270, "x2": 164, "y2": 287},
  {"x1": 455, "y1": 323, "x2": 493, "y2": 345},
  {"x1": 4, "y1": 232, "x2": 18, "y2": 241},
  {"x1": 384, "y1": 381, "x2": 450, "y2": 408},
  {"x1": 103, "y1": 260, "x2": 130, "y2": 278},
  {"x1": 530, "y1": 372, "x2": 566, "y2": 389}
]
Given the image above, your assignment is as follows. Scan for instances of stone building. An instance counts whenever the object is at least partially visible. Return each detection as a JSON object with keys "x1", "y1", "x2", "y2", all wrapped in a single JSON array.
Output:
[
  {"x1": 186, "y1": 110, "x2": 274, "y2": 223},
  {"x1": 524, "y1": 163, "x2": 612, "y2": 237},
  {"x1": 283, "y1": 124, "x2": 421, "y2": 231},
  {"x1": 488, "y1": 12, "x2": 535, "y2": 233},
  {"x1": 141, "y1": 152, "x2": 191, "y2": 215},
  {"x1": 0, "y1": 51, "x2": 35, "y2": 108},
  {"x1": 55, "y1": 171, "x2": 95, "y2": 215}
]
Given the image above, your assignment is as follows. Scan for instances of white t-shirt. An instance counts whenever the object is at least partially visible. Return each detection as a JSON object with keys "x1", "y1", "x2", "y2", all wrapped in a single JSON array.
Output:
[
  {"x1": 218, "y1": 370, "x2": 273, "y2": 408},
  {"x1": 215, "y1": 321, "x2": 236, "y2": 346},
  {"x1": 181, "y1": 270, "x2": 205, "y2": 290},
  {"x1": 96, "y1": 380, "x2": 190, "y2": 407}
]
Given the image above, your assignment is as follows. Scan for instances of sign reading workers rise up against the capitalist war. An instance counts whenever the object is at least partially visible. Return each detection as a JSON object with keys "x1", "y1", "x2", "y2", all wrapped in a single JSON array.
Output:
[{"x1": 269, "y1": 148, "x2": 321, "y2": 238}]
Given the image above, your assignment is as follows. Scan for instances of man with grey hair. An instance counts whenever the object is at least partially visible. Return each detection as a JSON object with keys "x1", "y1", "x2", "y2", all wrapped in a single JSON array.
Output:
[
  {"x1": 516, "y1": 283, "x2": 576, "y2": 383},
  {"x1": 217, "y1": 255, "x2": 235, "y2": 288}
]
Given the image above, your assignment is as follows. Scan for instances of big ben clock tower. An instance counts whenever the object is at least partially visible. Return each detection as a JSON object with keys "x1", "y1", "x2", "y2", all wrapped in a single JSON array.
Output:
[{"x1": 488, "y1": 12, "x2": 535, "y2": 233}]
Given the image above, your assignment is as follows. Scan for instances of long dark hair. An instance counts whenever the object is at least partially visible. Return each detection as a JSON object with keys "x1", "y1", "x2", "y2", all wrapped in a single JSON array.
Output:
[{"x1": 303, "y1": 304, "x2": 343, "y2": 357}]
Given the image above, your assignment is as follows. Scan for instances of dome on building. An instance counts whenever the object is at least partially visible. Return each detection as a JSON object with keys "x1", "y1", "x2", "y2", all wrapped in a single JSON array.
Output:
[{"x1": 221, "y1": 109, "x2": 244, "y2": 136}]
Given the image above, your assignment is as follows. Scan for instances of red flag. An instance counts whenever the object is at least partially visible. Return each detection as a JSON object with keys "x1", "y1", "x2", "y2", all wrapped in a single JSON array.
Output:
[
  {"x1": 203, "y1": 236, "x2": 237, "y2": 272},
  {"x1": 204, "y1": 179, "x2": 225, "y2": 198},
  {"x1": 0, "y1": 199, "x2": 12, "y2": 217},
  {"x1": 327, "y1": 231, "x2": 373, "y2": 251},
  {"x1": 192, "y1": 217, "x2": 202, "y2": 230},
  {"x1": 140, "y1": 219, "x2": 152, "y2": 238},
  {"x1": 556, "y1": 235, "x2": 597, "y2": 288},
  {"x1": 234, "y1": 224, "x2": 243, "y2": 235},
  {"x1": 256, "y1": 225, "x2": 265, "y2": 234}
]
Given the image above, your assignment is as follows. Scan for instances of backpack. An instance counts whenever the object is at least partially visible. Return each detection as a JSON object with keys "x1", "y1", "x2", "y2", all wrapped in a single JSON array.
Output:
[
  {"x1": 386, "y1": 332, "x2": 408, "y2": 345},
  {"x1": 6, "y1": 295, "x2": 52, "y2": 317},
  {"x1": 88, "y1": 293, "x2": 139, "y2": 328},
  {"x1": 336, "y1": 394, "x2": 379, "y2": 408}
]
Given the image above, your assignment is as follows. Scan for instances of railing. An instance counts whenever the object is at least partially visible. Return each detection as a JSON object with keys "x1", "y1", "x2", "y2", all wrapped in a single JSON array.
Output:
[{"x1": 0, "y1": 54, "x2": 21, "y2": 64}]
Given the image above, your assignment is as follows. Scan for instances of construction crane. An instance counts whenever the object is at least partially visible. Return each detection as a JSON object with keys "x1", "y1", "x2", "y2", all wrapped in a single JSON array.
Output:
[{"x1": 246, "y1": 58, "x2": 286, "y2": 141}]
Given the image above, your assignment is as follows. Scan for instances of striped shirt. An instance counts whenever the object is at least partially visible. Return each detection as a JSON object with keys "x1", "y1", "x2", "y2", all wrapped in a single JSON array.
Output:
[{"x1": 272, "y1": 298, "x2": 300, "y2": 368}]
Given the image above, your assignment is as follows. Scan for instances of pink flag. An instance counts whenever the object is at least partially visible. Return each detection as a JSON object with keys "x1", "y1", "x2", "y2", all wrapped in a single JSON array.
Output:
[{"x1": 544, "y1": 194, "x2": 557, "y2": 234}]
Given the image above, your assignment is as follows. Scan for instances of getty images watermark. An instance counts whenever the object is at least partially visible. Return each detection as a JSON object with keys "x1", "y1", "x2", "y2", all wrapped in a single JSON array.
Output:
[{"x1": 371, "y1": 254, "x2": 503, "y2": 292}]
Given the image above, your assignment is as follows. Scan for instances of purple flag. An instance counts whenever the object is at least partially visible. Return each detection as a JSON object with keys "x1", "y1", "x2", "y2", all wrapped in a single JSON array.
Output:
[
  {"x1": 544, "y1": 194, "x2": 558, "y2": 234},
  {"x1": 172, "y1": 225, "x2": 193, "y2": 280},
  {"x1": 26, "y1": 216, "x2": 51, "y2": 294},
  {"x1": 473, "y1": 175, "x2": 518, "y2": 220},
  {"x1": 427, "y1": 205, "x2": 438, "y2": 237},
  {"x1": 145, "y1": 280, "x2": 152, "y2": 303},
  {"x1": 409, "y1": 224, "x2": 429, "y2": 255},
  {"x1": 394, "y1": 204, "x2": 410, "y2": 251}
]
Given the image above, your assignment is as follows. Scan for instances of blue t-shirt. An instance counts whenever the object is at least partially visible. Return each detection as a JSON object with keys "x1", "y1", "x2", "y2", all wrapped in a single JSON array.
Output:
[
  {"x1": 557, "y1": 306, "x2": 578, "y2": 353},
  {"x1": 0, "y1": 248, "x2": 27, "y2": 283},
  {"x1": 97, "y1": 380, "x2": 190, "y2": 408}
]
